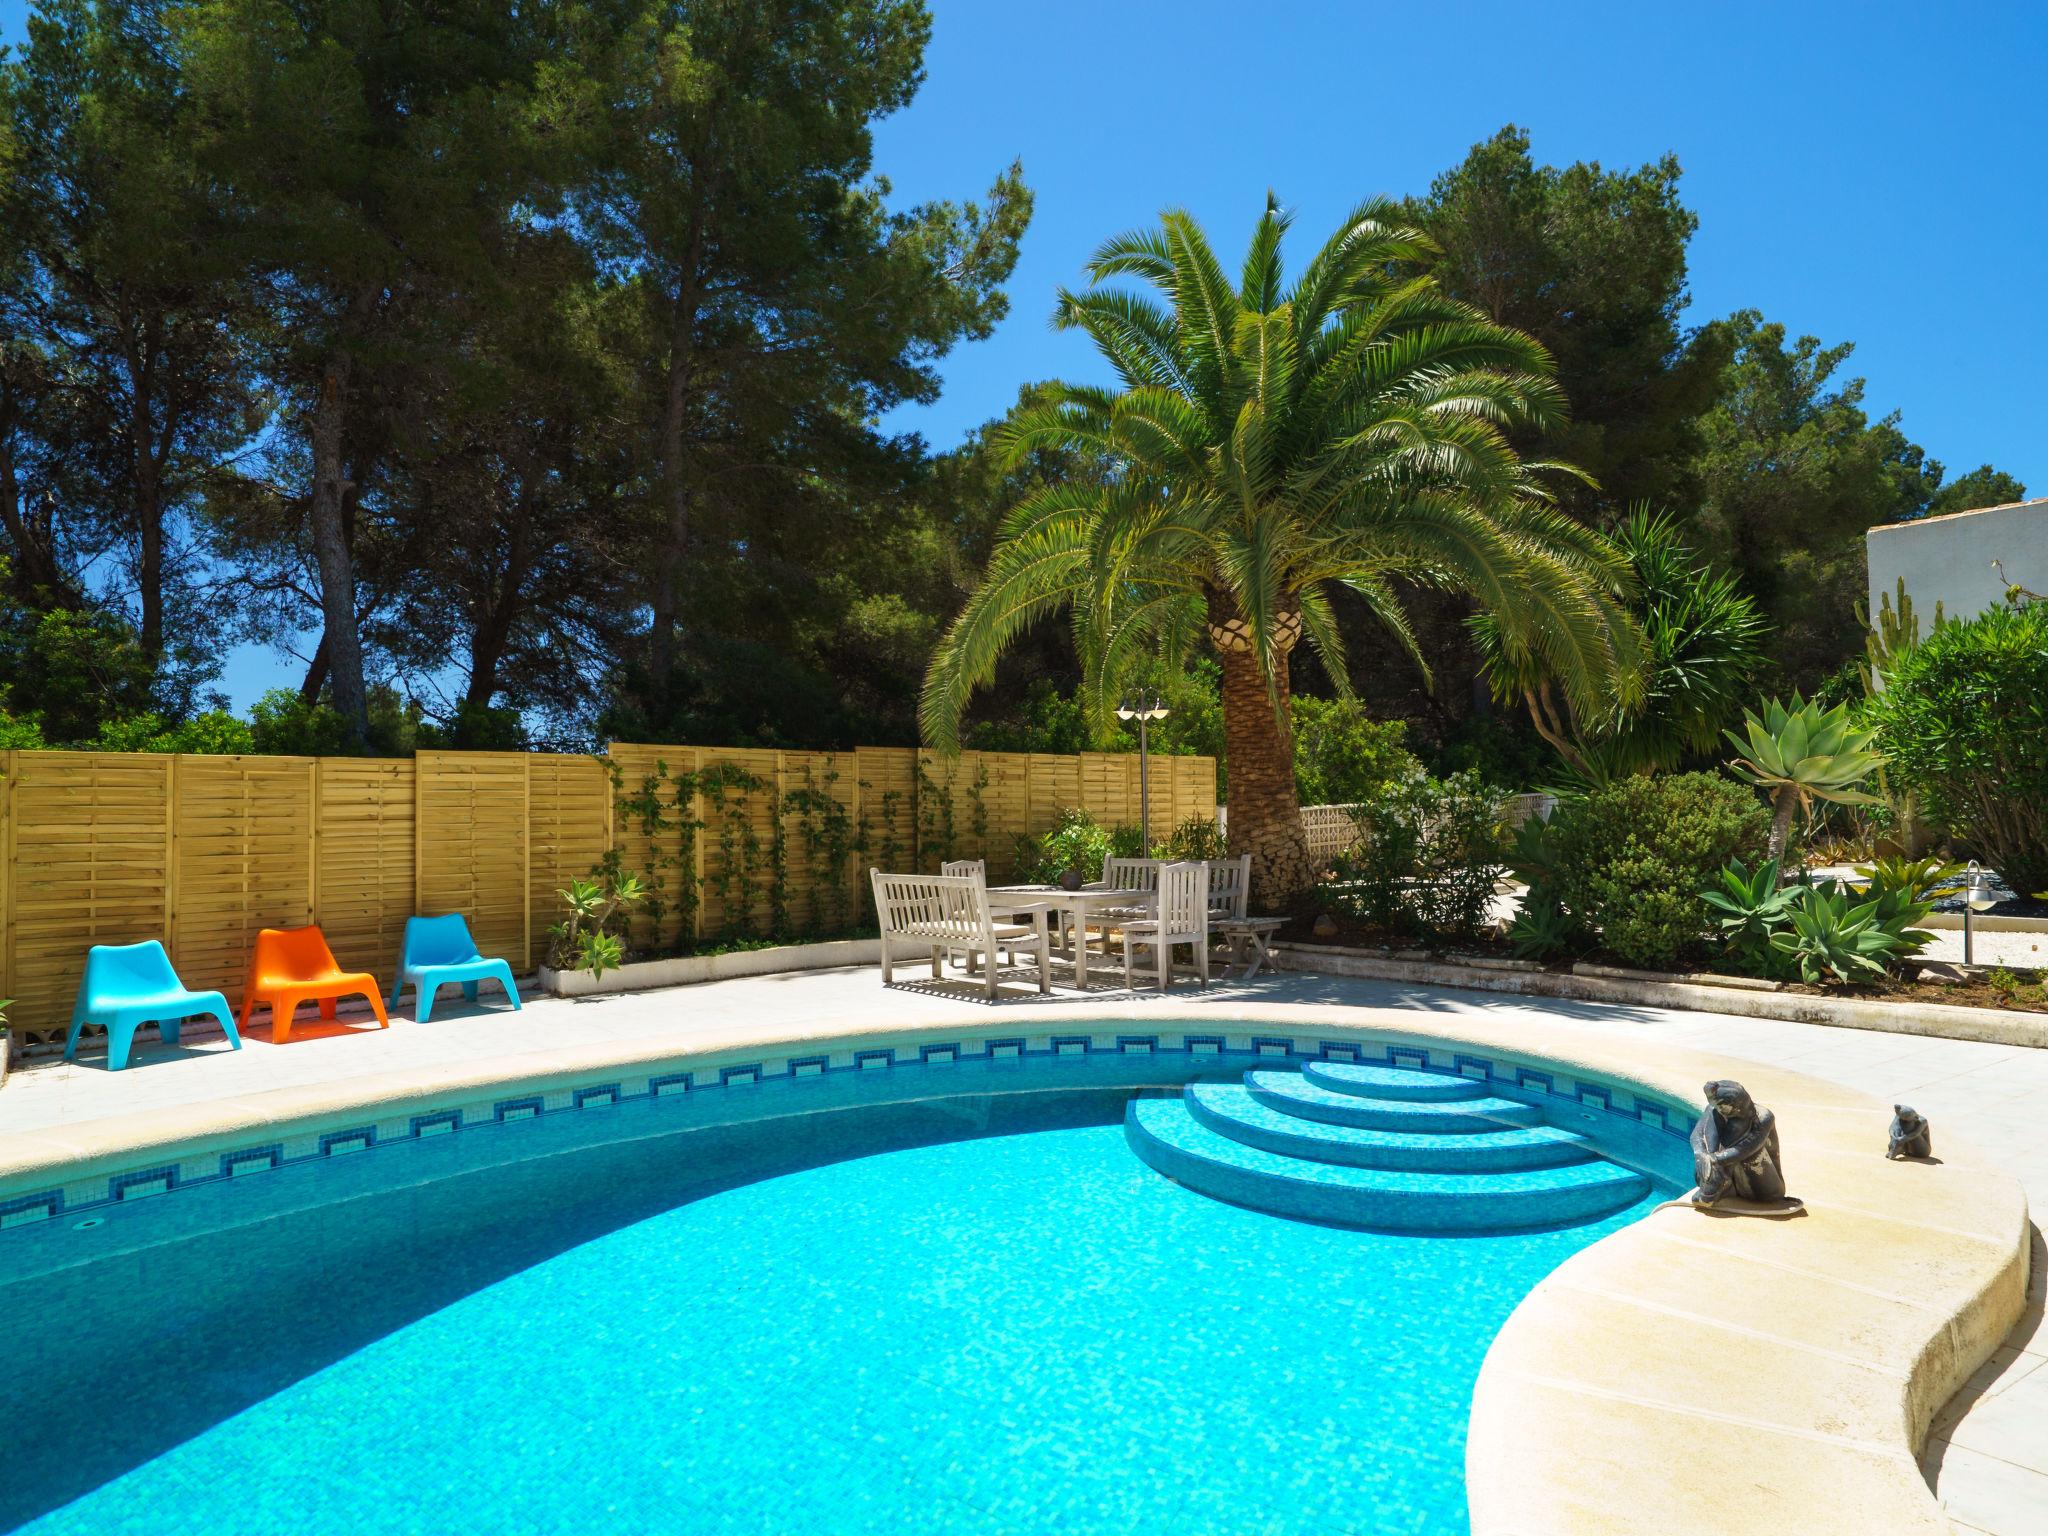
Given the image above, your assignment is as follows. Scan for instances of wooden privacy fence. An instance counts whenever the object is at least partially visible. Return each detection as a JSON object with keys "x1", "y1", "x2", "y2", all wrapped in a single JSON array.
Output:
[{"x1": 0, "y1": 743, "x2": 1214, "y2": 1047}]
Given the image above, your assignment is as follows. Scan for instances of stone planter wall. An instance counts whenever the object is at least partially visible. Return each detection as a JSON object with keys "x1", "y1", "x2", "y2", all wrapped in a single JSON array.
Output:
[{"x1": 539, "y1": 938, "x2": 883, "y2": 998}]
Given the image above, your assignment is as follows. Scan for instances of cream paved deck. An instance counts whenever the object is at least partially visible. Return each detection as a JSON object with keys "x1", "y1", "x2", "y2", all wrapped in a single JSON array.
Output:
[{"x1": 3, "y1": 964, "x2": 2044, "y2": 1533}]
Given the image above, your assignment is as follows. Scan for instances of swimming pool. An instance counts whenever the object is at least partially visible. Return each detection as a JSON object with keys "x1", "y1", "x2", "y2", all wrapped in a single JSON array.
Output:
[{"x1": 2, "y1": 1044, "x2": 1680, "y2": 1535}]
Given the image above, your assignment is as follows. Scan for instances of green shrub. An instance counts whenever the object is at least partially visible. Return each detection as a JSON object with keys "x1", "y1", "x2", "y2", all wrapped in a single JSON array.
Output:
[
  {"x1": 1544, "y1": 773, "x2": 1770, "y2": 969},
  {"x1": 1326, "y1": 771, "x2": 1507, "y2": 941},
  {"x1": 1292, "y1": 697, "x2": 1422, "y2": 805},
  {"x1": 1156, "y1": 814, "x2": 1226, "y2": 861},
  {"x1": 1017, "y1": 808, "x2": 1110, "y2": 884},
  {"x1": 1868, "y1": 604, "x2": 2048, "y2": 898}
]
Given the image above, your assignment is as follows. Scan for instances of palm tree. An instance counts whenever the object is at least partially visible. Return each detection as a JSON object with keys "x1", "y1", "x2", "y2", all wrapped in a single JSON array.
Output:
[{"x1": 921, "y1": 195, "x2": 1642, "y2": 898}]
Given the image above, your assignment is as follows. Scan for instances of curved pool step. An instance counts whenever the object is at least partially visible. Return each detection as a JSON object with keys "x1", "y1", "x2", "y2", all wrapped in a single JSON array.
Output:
[
  {"x1": 1185, "y1": 1080, "x2": 1595, "y2": 1172},
  {"x1": 1300, "y1": 1060, "x2": 1488, "y2": 1102},
  {"x1": 1246, "y1": 1071, "x2": 1542, "y2": 1133},
  {"x1": 1126, "y1": 1097, "x2": 1651, "y2": 1233}
]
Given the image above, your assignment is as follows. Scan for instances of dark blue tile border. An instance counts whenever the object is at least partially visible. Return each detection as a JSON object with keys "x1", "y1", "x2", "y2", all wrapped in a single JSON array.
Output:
[{"x1": 4, "y1": 1026, "x2": 1695, "y2": 1225}]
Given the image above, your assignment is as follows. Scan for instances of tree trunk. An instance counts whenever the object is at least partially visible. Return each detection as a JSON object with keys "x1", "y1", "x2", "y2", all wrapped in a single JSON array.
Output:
[
  {"x1": 0, "y1": 382, "x2": 77, "y2": 605},
  {"x1": 309, "y1": 346, "x2": 369, "y2": 750},
  {"x1": 1214, "y1": 620, "x2": 1315, "y2": 903},
  {"x1": 646, "y1": 197, "x2": 710, "y2": 706},
  {"x1": 131, "y1": 388, "x2": 165, "y2": 672},
  {"x1": 299, "y1": 636, "x2": 329, "y2": 703}
]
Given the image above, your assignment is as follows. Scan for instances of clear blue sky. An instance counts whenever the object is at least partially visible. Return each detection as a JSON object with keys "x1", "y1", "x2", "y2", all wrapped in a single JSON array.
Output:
[{"x1": 4, "y1": 0, "x2": 2044, "y2": 709}]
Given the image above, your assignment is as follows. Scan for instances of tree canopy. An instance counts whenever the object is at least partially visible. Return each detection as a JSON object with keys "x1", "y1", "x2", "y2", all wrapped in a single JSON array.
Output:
[{"x1": 0, "y1": 17, "x2": 2025, "y2": 797}]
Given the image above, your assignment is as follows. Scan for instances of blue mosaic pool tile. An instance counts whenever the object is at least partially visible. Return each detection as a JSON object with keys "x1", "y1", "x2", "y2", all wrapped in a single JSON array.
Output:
[
  {"x1": 411, "y1": 1110, "x2": 462, "y2": 1138},
  {"x1": 1053, "y1": 1037, "x2": 1089, "y2": 1057},
  {"x1": 1318, "y1": 1040, "x2": 1364, "y2": 1062},
  {"x1": 1514, "y1": 1067, "x2": 1555, "y2": 1095},
  {"x1": 917, "y1": 1043, "x2": 958, "y2": 1065},
  {"x1": 573, "y1": 1085, "x2": 621, "y2": 1110},
  {"x1": 789, "y1": 1055, "x2": 829, "y2": 1078},
  {"x1": 855, "y1": 1049, "x2": 893, "y2": 1071},
  {"x1": 1575, "y1": 1083, "x2": 1613, "y2": 1111},
  {"x1": 1185, "y1": 1035, "x2": 1224, "y2": 1055},
  {"x1": 987, "y1": 1039, "x2": 1024, "y2": 1059},
  {"x1": 493, "y1": 1096, "x2": 544, "y2": 1123},
  {"x1": 111, "y1": 1166, "x2": 178, "y2": 1201},
  {"x1": 1454, "y1": 1054, "x2": 1492, "y2": 1082},
  {"x1": 222, "y1": 1146, "x2": 284, "y2": 1177},
  {"x1": 1389, "y1": 1045, "x2": 1431, "y2": 1072},
  {"x1": 1115, "y1": 1035, "x2": 1156, "y2": 1055},
  {"x1": 319, "y1": 1128, "x2": 376, "y2": 1157},
  {"x1": 1253, "y1": 1036, "x2": 1295, "y2": 1058},
  {"x1": 651, "y1": 1072, "x2": 691, "y2": 1096},
  {"x1": 0, "y1": 1191, "x2": 60, "y2": 1227},
  {"x1": 718, "y1": 1064, "x2": 763, "y2": 1086}
]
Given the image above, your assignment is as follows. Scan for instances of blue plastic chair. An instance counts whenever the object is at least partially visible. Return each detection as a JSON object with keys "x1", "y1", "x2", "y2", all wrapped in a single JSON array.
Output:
[
  {"x1": 66, "y1": 940, "x2": 241, "y2": 1071},
  {"x1": 391, "y1": 914, "x2": 521, "y2": 1022}
]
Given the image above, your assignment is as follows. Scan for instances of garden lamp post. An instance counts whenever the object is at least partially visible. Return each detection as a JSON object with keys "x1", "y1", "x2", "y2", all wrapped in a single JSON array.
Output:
[
  {"x1": 1117, "y1": 694, "x2": 1170, "y2": 845},
  {"x1": 1964, "y1": 861, "x2": 1998, "y2": 966}
]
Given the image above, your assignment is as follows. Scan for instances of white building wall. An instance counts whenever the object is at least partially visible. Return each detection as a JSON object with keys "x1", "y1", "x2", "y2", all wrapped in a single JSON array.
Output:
[{"x1": 1866, "y1": 497, "x2": 2048, "y2": 623}]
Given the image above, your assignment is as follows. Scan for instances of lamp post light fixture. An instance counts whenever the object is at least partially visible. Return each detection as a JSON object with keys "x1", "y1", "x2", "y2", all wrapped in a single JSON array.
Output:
[
  {"x1": 1963, "y1": 860, "x2": 1999, "y2": 966},
  {"x1": 1117, "y1": 694, "x2": 1171, "y2": 844}
]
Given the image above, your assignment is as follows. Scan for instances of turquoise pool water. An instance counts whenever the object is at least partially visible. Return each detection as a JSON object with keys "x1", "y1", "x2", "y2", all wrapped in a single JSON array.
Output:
[{"x1": 4, "y1": 1086, "x2": 1665, "y2": 1535}]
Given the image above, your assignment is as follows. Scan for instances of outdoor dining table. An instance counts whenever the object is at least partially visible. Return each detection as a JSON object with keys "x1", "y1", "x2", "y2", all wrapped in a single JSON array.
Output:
[{"x1": 983, "y1": 883, "x2": 1155, "y2": 987}]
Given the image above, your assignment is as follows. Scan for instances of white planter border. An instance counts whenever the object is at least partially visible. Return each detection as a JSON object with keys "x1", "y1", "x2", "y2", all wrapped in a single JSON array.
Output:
[{"x1": 540, "y1": 937, "x2": 882, "y2": 997}]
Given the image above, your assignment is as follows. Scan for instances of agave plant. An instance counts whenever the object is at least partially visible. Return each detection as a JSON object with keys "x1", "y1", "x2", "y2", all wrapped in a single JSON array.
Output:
[
  {"x1": 1764, "y1": 875, "x2": 1934, "y2": 985},
  {"x1": 1769, "y1": 884, "x2": 1908, "y2": 985},
  {"x1": 1699, "y1": 857, "x2": 1797, "y2": 973},
  {"x1": 1724, "y1": 695, "x2": 1885, "y2": 864},
  {"x1": 1853, "y1": 855, "x2": 1964, "y2": 908},
  {"x1": 921, "y1": 194, "x2": 1644, "y2": 898},
  {"x1": 1507, "y1": 897, "x2": 1582, "y2": 961}
]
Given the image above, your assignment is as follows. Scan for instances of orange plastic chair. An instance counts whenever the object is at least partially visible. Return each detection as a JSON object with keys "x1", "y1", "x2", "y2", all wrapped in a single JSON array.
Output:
[{"x1": 240, "y1": 925, "x2": 390, "y2": 1043}]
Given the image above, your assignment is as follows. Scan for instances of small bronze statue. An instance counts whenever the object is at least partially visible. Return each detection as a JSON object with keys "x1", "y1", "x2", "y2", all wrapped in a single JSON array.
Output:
[
  {"x1": 1887, "y1": 1104, "x2": 1933, "y2": 1160},
  {"x1": 1690, "y1": 1080, "x2": 1787, "y2": 1206}
]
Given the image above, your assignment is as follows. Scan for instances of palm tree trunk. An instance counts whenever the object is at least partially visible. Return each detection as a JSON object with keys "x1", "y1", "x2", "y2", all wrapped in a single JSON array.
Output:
[{"x1": 1216, "y1": 640, "x2": 1315, "y2": 903}]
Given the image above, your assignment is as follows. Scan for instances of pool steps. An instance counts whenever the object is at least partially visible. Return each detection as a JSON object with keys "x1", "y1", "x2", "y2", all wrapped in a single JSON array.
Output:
[{"x1": 1125, "y1": 1063, "x2": 1651, "y2": 1232}]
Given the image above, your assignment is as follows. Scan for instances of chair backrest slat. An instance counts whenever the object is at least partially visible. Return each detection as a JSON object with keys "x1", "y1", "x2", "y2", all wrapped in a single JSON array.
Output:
[
  {"x1": 1204, "y1": 854, "x2": 1251, "y2": 920},
  {"x1": 1156, "y1": 861, "x2": 1208, "y2": 935},
  {"x1": 1102, "y1": 855, "x2": 1161, "y2": 892}
]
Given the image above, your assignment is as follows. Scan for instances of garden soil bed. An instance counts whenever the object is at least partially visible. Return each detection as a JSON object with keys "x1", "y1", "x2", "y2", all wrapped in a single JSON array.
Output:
[{"x1": 1277, "y1": 915, "x2": 2048, "y2": 1016}]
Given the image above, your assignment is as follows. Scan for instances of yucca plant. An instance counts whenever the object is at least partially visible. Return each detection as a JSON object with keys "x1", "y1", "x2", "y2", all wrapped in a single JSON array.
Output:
[
  {"x1": 921, "y1": 194, "x2": 1644, "y2": 897},
  {"x1": 1725, "y1": 694, "x2": 1885, "y2": 864},
  {"x1": 1474, "y1": 506, "x2": 1765, "y2": 782}
]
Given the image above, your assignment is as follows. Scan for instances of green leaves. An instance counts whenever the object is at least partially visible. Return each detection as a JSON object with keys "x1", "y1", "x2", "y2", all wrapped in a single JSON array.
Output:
[
  {"x1": 1699, "y1": 856, "x2": 1796, "y2": 972},
  {"x1": 1724, "y1": 693, "x2": 1885, "y2": 852},
  {"x1": 1768, "y1": 882, "x2": 1924, "y2": 986},
  {"x1": 923, "y1": 191, "x2": 1638, "y2": 766}
]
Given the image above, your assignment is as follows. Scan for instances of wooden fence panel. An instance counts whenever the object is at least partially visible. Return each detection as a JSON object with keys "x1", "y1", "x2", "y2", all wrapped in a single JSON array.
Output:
[
  {"x1": 855, "y1": 747, "x2": 916, "y2": 879},
  {"x1": 527, "y1": 755, "x2": 612, "y2": 965},
  {"x1": 416, "y1": 752, "x2": 529, "y2": 971},
  {"x1": 694, "y1": 748, "x2": 781, "y2": 937},
  {"x1": 170, "y1": 756, "x2": 317, "y2": 1006},
  {"x1": 314, "y1": 758, "x2": 416, "y2": 987},
  {"x1": 604, "y1": 743, "x2": 693, "y2": 952},
  {"x1": 6, "y1": 752, "x2": 172, "y2": 1041},
  {"x1": 0, "y1": 741, "x2": 1214, "y2": 1043}
]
